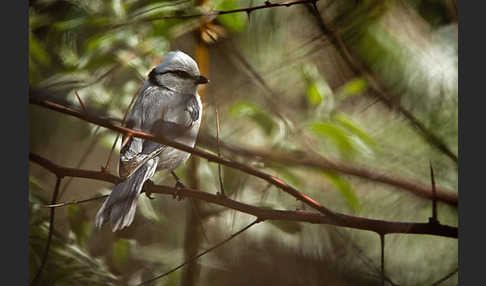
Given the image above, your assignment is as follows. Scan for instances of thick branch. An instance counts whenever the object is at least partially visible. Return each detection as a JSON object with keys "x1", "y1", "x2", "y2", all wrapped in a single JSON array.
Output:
[
  {"x1": 29, "y1": 96, "x2": 336, "y2": 218},
  {"x1": 199, "y1": 136, "x2": 458, "y2": 206},
  {"x1": 29, "y1": 153, "x2": 458, "y2": 238}
]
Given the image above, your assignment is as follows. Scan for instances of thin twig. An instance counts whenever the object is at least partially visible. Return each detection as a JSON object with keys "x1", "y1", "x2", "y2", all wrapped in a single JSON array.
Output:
[
  {"x1": 29, "y1": 153, "x2": 458, "y2": 238},
  {"x1": 198, "y1": 135, "x2": 458, "y2": 206},
  {"x1": 137, "y1": 218, "x2": 263, "y2": 285},
  {"x1": 74, "y1": 89, "x2": 87, "y2": 113},
  {"x1": 30, "y1": 176, "x2": 62, "y2": 286},
  {"x1": 429, "y1": 161, "x2": 438, "y2": 224},
  {"x1": 113, "y1": 0, "x2": 318, "y2": 29},
  {"x1": 29, "y1": 97, "x2": 338, "y2": 219},
  {"x1": 103, "y1": 81, "x2": 143, "y2": 171},
  {"x1": 431, "y1": 267, "x2": 458, "y2": 286},
  {"x1": 42, "y1": 195, "x2": 108, "y2": 208},
  {"x1": 380, "y1": 234, "x2": 386, "y2": 286},
  {"x1": 215, "y1": 108, "x2": 225, "y2": 196}
]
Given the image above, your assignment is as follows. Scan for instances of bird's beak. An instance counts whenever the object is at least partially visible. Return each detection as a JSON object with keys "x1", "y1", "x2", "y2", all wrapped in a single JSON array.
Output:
[{"x1": 195, "y1": 75, "x2": 209, "y2": 85}]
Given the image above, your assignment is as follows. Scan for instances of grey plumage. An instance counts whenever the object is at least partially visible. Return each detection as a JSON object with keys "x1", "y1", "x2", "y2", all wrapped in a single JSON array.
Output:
[{"x1": 95, "y1": 51, "x2": 207, "y2": 231}]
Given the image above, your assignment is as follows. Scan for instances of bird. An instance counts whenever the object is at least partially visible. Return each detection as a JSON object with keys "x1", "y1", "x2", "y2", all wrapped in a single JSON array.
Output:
[{"x1": 95, "y1": 50, "x2": 208, "y2": 232}]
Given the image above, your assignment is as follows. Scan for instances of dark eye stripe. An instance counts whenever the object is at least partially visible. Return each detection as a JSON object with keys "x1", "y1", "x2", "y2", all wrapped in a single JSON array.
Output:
[
  {"x1": 171, "y1": 70, "x2": 193, "y2": 78},
  {"x1": 148, "y1": 68, "x2": 195, "y2": 85}
]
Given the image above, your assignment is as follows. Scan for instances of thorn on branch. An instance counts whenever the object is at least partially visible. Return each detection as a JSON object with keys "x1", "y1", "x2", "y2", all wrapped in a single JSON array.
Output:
[
  {"x1": 429, "y1": 161, "x2": 439, "y2": 225},
  {"x1": 379, "y1": 233, "x2": 386, "y2": 286},
  {"x1": 74, "y1": 89, "x2": 88, "y2": 113}
]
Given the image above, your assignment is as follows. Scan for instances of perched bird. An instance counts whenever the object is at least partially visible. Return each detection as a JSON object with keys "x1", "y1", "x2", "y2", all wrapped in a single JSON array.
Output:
[{"x1": 95, "y1": 51, "x2": 208, "y2": 231}]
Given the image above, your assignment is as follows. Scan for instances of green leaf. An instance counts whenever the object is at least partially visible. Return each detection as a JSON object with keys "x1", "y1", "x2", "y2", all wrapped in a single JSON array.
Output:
[
  {"x1": 337, "y1": 78, "x2": 367, "y2": 98},
  {"x1": 322, "y1": 171, "x2": 360, "y2": 212},
  {"x1": 307, "y1": 82, "x2": 324, "y2": 107},
  {"x1": 215, "y1": 0, "x2": 247, "y2": 32},
  {"x1": 53, "y1": 17, "x2": 86, "y2": 31},
  {"x1": 310, "y1": 122, "x2": 356, "y2": 157},
  {"x1": 333, "y1": 113, "x2": 376, "y2": 148},
  {"x1": 228, "y1": 101, "x2": 277, "y2": 136},
  {"x1": 268, "y1": 220, "x2": 302, "y2": 234},
  {"x1": 29, "y1": 32, "x2": 51, "y2": 67}
]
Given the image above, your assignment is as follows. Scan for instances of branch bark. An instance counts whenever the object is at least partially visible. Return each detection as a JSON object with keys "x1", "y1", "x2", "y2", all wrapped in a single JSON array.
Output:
[{"x1": 29, "y1": 153, "x2": 458, "y2": 238}]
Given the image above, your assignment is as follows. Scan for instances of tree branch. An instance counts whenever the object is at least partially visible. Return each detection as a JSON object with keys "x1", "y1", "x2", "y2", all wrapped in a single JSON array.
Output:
[
  {"x1": 307, "y1": 4, "x2": 458, "y2": 164},
  {"x1": 29, "y1": 153, "x2": 458, "y2": 238},
  {"x1": 199, "y1": 135, "x2": 458, "y2": 206},
  {"x1": 29, "y1": 96, "x2": 337, "y2": 218}
]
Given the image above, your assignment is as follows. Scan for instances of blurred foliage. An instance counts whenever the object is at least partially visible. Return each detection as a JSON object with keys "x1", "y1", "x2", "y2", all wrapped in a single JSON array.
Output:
[{"x1": 29, "y1": 0, "x2": 457, "y2": 285}]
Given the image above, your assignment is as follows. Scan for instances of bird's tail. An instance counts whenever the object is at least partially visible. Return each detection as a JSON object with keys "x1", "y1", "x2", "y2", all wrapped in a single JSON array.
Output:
[{"x1": 95, "y1": 161, "x2": 155, "y2": 232}]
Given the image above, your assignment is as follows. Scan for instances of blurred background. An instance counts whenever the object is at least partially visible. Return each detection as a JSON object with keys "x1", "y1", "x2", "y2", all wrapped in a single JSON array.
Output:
[{"x1": 29, "y1": 0, "x2": 458, "y2": 285}]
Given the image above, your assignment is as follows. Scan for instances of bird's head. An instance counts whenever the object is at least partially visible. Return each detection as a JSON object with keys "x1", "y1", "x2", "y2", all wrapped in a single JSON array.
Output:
[{"x1": 148, "y1": 50, "x2": 208, "y2": 93}]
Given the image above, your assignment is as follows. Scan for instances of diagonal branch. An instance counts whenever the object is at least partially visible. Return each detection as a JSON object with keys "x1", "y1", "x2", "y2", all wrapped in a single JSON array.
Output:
[
  {"x1": 29, "y1": 153, "x2": 458, "y2": 238},
  {"x1": 29, "y1": 96, "x2": 337, "y2": 218},
  {"x1": 307, "y1": 4, "x2": 458, "y2": 164},
  {"x1": 199, "y1": 135, "x2": 458, "y2": 206}
]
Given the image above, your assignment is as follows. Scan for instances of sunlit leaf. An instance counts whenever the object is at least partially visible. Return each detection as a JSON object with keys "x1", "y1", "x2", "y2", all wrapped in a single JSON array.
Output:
[
  {"x1": 333, "y1": 113, "x2": 376, "y2": 148},
  {"x1": 215, "y1": 0, "x2": 247, "y2": 32},
  {"x1": 29, "y1": 32, "x2": 51, "y2": 66},
  {"x1": 322, "y1": 171, "x2": 360, "y2": 212},
  {"x1": 229, "y1": 101, "x2": 277, "y2": 136},
  {"x1": 336, "y1": 77, "x2": 368, "y2": 98},
  {"x1": 307, "y1": 82, "x2": 324, "y2": 107},
  {"x1": 310, "y1": 121, "x2": 356, "y2": 157},
  {"x1": 53, "y1": 17, "x2": 86, "y2": 31}
]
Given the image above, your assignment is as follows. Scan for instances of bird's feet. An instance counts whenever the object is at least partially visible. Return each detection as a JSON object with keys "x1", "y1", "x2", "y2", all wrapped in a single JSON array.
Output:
[
  {"x1": 173, "y1": 180, "x2": 186, "y2": 201},
  {"x1": 144, "y1": 180, "x2": 155, "y2": 200},
  {"x1": 171, "y1": 171, "x2": 186, "y2": 201}
]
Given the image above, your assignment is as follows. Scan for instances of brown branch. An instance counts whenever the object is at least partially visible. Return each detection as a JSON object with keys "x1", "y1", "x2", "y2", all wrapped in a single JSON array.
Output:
[
  {"x1": 199, "y1": 135, "x2": 458, "y2": 206},
  {"x1": 29, "y1": 96, "x2": 337, "y2": 218},
  {"x1": 215, "y1": 108, "x2": 225, "y2": 196},
  {"x1": 380, "y1": 234, "x2": 386, "y2": 286},
  {"x1": 429, "y1": 161, "x2": 439, "y2": 223},
  {"x1": 73, "y1": 89, "x2": 87, "y2": 113},
  {"x1": 30, "y1": 176, "x2": 62, "y2": 286},
  {"x1": 137, "y1": 218, "x2": 263, "y2": 286},
  {"x1": 103, "y1": 80, "x2": 143, "y2": 171},
  {"x1": 29, "y1": 152, "x2": 458, "y2": 238},
  {"x1": 43, "y1": 195, "x2": 108, "y2": 208}
]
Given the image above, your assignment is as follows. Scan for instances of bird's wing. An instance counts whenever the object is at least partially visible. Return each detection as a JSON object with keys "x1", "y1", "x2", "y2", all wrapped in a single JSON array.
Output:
[{"x1": 119, "y1": 86, "x2": 200, "y2": 179}]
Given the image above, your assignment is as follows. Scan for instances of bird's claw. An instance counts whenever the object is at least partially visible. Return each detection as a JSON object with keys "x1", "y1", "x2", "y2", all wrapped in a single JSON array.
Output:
[
  {"x1": 172, "y1": 181, "x2": 186, "y2": 201},
  {"x1": 145, "y1": 191, "x2": 155, "y2": 200}
]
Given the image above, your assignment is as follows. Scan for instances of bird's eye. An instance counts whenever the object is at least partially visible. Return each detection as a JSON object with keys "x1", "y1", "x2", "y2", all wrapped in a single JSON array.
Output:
[{"x1": 173, "y1": 70, "x2": 191, "y2": 78}]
